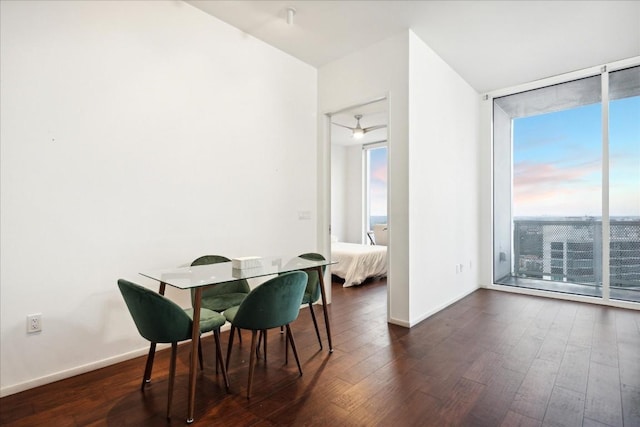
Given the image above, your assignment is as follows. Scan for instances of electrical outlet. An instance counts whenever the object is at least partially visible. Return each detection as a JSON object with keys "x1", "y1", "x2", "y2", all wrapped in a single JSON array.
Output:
[{"x1": 27, "y1": 313, "x2": 42, "y2": 333}]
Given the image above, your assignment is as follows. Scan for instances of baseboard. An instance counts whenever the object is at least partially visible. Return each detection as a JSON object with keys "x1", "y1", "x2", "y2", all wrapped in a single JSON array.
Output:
[
  {"x1": 387, "y1": 317, "x2": 410, "y2": 327},
  {"x1": 385, "y1": 287, "x2": 479, "y2": 328},
  {"x1": 408, "y1": 287, "x2": 479, "y2": 327},
  {"x1": 1, "y1": 322, "x2": 237, "y2": 398},
  {"x1": 0, "y1": 345, "x2": 156, "y2": 398}
]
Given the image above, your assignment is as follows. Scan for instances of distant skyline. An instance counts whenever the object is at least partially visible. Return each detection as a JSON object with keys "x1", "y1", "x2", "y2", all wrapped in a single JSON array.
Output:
[{"x1": 513, "y1": 96, "x2": 639, "y2": 217}]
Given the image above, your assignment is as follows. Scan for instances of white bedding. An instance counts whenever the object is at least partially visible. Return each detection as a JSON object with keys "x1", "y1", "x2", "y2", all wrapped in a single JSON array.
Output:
[{"x1": 331, "y1": 242, "x2": 387, "y2": 287}]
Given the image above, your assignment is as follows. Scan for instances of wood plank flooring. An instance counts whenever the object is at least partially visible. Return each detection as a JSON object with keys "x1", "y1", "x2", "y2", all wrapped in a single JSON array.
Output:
[{"x1": 1, "y1": 278, "x2": 639, "y2": 426}]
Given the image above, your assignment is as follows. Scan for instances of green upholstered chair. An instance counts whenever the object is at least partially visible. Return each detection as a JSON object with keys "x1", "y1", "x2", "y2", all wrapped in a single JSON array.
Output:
[
  {"x1": 117, "y1": 279, "x2": 229, "y2": 419},
  {"x1": 223, "y1": 271, "x2": 308, "y2": 398},
  {"x1": 190, "y1": 255, "x2": 250, "y2": 312},
  {"x1": 190, "y1": 255, "x2": 251, "y2": 344},
  {"x1": 298, "y1": 252, "x2": 326, "y2": 350},
  {"x1": 264, "y1": 253, "x2": 327, "y2": 355}
]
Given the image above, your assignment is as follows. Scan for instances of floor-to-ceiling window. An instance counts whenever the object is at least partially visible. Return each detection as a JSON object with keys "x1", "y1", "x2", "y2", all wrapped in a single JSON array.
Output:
[
  {"x1": 493, "y1": 62, "x2": 639, "y2": 304},
  {"x1": 364, "y1": 142, "x2": 387, "y2": 240},
  {"x1": 609, "y1": 66, "x2": 640, "y2": 302}
]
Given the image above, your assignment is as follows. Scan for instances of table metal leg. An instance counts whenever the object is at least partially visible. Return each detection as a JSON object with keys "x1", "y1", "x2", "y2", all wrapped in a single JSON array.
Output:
[
  {"x1": 316, "y1": 266, "x2": 333, "y2": 352},
  {"x1": 187, "y1": 287, "x2": 202, "y2": 423}
]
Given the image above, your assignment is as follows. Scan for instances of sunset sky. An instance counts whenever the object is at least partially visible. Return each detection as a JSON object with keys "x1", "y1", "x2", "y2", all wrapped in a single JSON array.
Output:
[
  {"x1": 368, "y1": 146, "x2": 387, "y2": 217},
  {"x1": 365, "y1": 96, "x2": 638, "y2": 220},
  {"x1": 513, "y1": 96, "x2": 639, "y2": 217}
]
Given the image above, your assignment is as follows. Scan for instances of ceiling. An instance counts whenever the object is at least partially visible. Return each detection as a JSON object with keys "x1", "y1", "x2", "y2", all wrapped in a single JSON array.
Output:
[{"x1": 187, "y1": 1, "x2": 640, "y2": 94}]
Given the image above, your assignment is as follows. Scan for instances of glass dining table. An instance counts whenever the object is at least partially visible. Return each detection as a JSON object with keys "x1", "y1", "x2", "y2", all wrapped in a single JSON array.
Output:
[{"x1": 139, "y1": 254, "x2": 335, "y2": 423}]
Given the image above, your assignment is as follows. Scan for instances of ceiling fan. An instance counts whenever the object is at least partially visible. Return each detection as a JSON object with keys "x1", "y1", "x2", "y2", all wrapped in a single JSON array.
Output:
[{"x1": 332, "y1": 114, "x2": 386, "y2": 139}]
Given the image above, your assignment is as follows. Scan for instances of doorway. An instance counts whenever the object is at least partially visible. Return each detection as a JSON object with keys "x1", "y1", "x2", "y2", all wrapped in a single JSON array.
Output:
[{"x1": 328, "y1": 97, "x2": 389, "y2": 288}]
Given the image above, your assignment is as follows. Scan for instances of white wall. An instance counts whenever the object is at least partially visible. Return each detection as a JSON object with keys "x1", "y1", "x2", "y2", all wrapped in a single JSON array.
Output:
[
  {"x1": 0, "y1": 0, "x2": 317, "y2": 396},
  {"x1": 330, "y1": 145, "x2": 347, "y2": 240},
  {"x1": 319, "y1": 32, "x2": 410, "y2": 325},
  {"x1": 319, "y1": 30, "x2": 481, "y2": 326},
  {"x1": 330, "y1": 144, "x2": 363, "y2": 243},
  {"x1": 407, "y1": 33, "x2": 481, "y2": 323},
  {"x1": 345, "y1": 145, "x2": 365, "y2": 243}
]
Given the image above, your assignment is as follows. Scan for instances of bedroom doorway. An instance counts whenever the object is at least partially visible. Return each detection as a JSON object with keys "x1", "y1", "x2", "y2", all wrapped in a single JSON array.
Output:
[{"x1": 329, "y1": 97, "x2": 389, "y2": 288}]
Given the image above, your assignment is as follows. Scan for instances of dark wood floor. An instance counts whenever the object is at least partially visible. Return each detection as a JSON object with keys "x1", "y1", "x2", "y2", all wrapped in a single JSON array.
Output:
[{"x1": 1, "y1": 278, "x2": 639, "y2": 426}]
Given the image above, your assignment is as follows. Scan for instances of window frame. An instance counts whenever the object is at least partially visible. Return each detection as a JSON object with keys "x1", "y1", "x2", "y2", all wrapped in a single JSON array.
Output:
[
  {"x1": 362, "y1": 140, "x2": 388, "y2": 242},
  {"x1": 487, "y1": 57, "x2": 640, "y2": 308}
]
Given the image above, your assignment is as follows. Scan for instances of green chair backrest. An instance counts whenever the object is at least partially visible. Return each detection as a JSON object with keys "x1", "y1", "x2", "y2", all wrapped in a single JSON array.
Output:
[
  {"x1": 299, "y1": 252, "x2": 326, "y2": 303},
  {"x1": 118, "y1": 279, "x2": 192, "y2": 344},
  {"x1": 231, "y1": 271, "x2": 308, "y2": 331},
  {"x1": 190, "y1": 255, "x2": 250, "y2": 301}
]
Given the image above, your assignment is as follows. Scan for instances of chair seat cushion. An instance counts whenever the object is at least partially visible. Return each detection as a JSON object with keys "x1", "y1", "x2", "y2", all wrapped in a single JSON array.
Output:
[
  {"x1": 222, "y1": 305, "x2": 240, "y2": 323},
  {"x1": 184, "y1": 307, "x2": 226, "y2": 333},
  {"x1": 201, "y1": 293, "x2": 247, "y2": 312}
]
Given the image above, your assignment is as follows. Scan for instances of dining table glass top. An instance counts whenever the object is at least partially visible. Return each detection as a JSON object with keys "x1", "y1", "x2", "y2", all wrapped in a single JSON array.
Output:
[{"x1": 139, "y1": 255, "x2": 334, "y2": 290}]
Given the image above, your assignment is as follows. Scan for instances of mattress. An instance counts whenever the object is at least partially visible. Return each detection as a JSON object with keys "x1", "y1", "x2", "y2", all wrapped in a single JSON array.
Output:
[{"x1": 330, "y1": 242, "x2": 387, "y2": 287}]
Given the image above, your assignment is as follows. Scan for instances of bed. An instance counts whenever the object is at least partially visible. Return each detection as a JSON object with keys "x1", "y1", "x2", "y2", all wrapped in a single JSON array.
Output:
[{"x1": 330, "y1": 241, "x2": 387, "y2": 287}]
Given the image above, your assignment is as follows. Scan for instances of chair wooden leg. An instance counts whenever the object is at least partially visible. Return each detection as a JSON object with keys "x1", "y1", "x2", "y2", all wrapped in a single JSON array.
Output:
[
  {"x1": 214, "y1": 329, "x2": 230, "y2": 389},
  {"x1": 263, "y1": 330, "x2": 267, "y2": 362},
  {"x1": 256, "y1": 330, "x2": 267, "y2": 361},
  {"x1": 285, "y1": 325, "x2": 303, "y2": 376},
  {"x1": 247, "y1": 330, "x2": 258, "y2": 399},
  {"x1": 238, "y1": 328, "x2": 242, "y2": 344},
  {"x1": 167, "y1": 343, "x2": 178, "y2": 419},
  {"x1": 308, "y1": 302, "x2": 323, "y2": 350},
  {"x1": 226, "y1": 325, "x2": 236, "y2": 369},
  {"x1": 198, "y1": 337, "x2": 204, "y2": 370},
  {"x1": 215, "y1": 341, "x2": 219, "y2": 374},
  {"x1": 141, "y1": 342, "x2": 156, "y2": 390},
  {"x1": 285, "y1": 328, "x2": 289, "y2": 364}
]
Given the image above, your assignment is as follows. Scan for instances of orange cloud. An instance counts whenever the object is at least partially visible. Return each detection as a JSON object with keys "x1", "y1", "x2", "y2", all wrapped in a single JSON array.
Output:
[
  {"x1": 371, "y1": 164, "x2": 387, "y2": 183},
  {"x1": 513, "y1": 160, "x2": 602, "y2": 216}
]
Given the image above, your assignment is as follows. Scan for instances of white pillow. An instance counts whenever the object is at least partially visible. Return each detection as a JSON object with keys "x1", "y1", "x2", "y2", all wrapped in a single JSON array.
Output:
[{"x1": 373, "y1": 224, "x2": 388, "y2": 246}]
